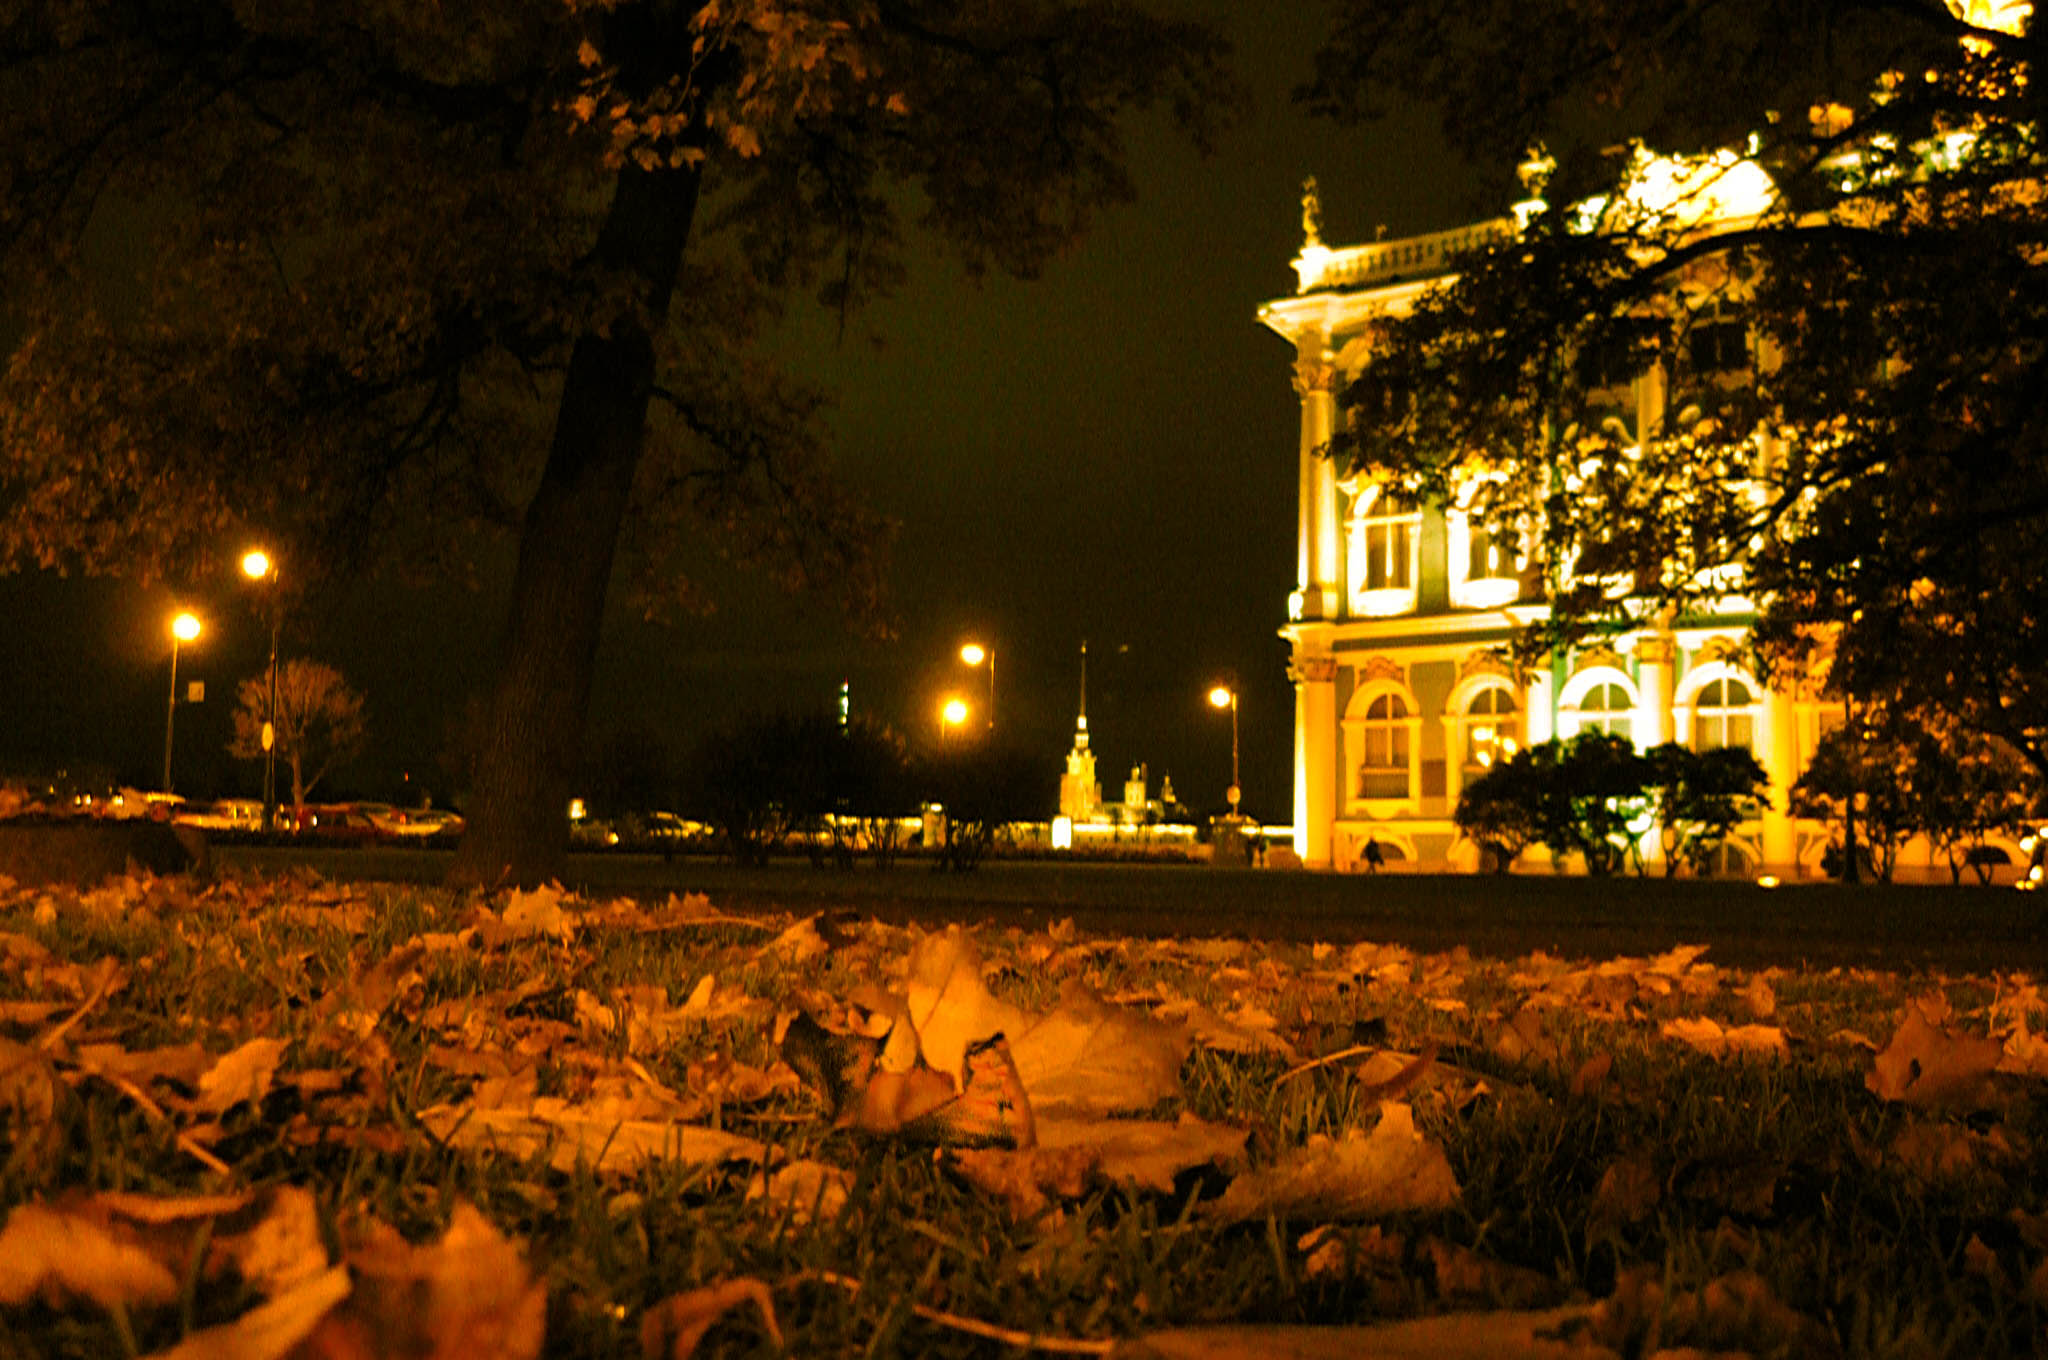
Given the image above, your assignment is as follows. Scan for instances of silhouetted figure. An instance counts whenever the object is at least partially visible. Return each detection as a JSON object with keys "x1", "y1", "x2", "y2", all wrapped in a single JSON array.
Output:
[{"x1": 1363, "y1": 837, "x2": 1384, "y2": 873}]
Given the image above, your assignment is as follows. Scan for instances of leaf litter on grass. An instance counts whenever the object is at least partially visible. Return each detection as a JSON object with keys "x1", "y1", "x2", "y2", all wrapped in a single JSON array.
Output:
[{"x1": 1, "y1": 871, "x2": 2046, "y2": 1356}]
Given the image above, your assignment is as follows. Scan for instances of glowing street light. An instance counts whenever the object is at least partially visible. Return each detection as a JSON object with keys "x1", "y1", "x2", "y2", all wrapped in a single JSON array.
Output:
[
  {"x1": 1208, "y1": 682, "x2": 1240, "y2": 815},
  {"x1": 940, "y1": 696, "x2": 970, "y2": 746},
  {"x1": 163, "y1": 611, "x2": 203, "y2": 795},
  {"x1": 241, "y1": 547, "x2": 282, "y2": 831},
  {"x1": 959, "y1": 641, "x2": 996, "y2": 730}
]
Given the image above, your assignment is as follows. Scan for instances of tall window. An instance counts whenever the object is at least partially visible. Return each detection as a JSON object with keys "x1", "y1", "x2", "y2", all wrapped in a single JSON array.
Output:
[
  {"x1": 1688, "y1": 318, "x2": 1749, "y2": 374},
  {"x1": 1577, "y1": 681, "x2": 1633, "y2": 739},
  {"x1": 1362, "y1": 493, "x2": 1417, "y2": 591},
  {"x1": 1464, "y1": 687, "x2": 1521, "y2": 771},
  {"x1": 1359, "y1": 693, "x2": 1410, "y2": 799},
  {"x1": 1693, "y1": 676, "x2": 1756, "y2": 750},
  {"x1": 1464, "y1": 486, "x2": 1519, "y2": 581}
]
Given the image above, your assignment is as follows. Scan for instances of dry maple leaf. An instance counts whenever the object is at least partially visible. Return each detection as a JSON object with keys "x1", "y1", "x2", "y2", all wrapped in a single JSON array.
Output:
[
  {"x1": 1866, "y1": 1004, "x2": 2006, "y2": 1107},
  {"x1": 418, "y1": 1100, "x2": 766, "y2": 1175},
  {"x1": 1202, "y1": 1102, "x2": 1459, "y2": 1225}
]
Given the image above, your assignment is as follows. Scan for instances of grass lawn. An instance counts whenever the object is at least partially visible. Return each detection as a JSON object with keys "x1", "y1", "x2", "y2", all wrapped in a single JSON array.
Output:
[{"x1": 2, "y1": 865, "x2": 2045, "y2": 1357}]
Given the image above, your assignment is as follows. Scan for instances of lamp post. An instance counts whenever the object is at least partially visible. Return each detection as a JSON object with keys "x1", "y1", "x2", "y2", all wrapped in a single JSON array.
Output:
[
  {"x1": 163, "y1": 611, "x2": 202, "y2": 795},
  {"x1": 940, "y1": 697, "x2": 969, "y2": 747},
  {"x1": 1208, "y1": 682, "x2": 1240, "y2": 816},
  {"x1": 241, "y1": 548, "x2": 281, "y2": 833},
  {"x1": 959, "y1": 642, "x2": 995, "y2": 731}
]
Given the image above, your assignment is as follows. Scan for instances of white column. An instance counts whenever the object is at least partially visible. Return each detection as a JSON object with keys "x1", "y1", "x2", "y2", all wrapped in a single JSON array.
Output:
[
  {"x1": 1635, "y1": 633, "x2": 1677, "y2": 872},
  {"x1": 1294, "y1": 352, "x2": 1341, "y2": 620},
  {"x1": 1292, "y1": 651, "x2": 1338, "y2": 868},
  {"x1": 1525, "y1": 667, "x2": 1555, "y2": 746},
  {"x1": 1760, "y1": 685, "x2": 1798, "y2": 874}
]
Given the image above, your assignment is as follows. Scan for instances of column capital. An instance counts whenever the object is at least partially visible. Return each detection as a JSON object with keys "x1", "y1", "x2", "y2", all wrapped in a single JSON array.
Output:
[
  {"x1": 1634, "y1": 634, "x2": 1677, "y2": 666},
  {"x1": 1292, "y1": 356, "x2": 1338, "y2": 398},
  {"x1": 1290, "y1": 655, "x2": 1338, "y2": 686}
]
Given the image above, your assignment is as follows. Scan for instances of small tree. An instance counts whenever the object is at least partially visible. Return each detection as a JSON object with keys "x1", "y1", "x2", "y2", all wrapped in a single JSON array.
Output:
[
  {"x1": 1537, "y1": 731, "x2": 1647, "y2": 876},
  {"x1": 1896, "y1": 717, "x2": 2036, "y2": 885},
  {"x1": 1792, "y1": 718, "x2": 1925, "y2": 882},
  {"x1": 1641, "y1": 743, "x2": 1770, "y2": 878},
  {"x1": 681, "y1": 712, "x2": 827, "y2": 867},
  {"x1": 1454, "y1": 757, "x2": 1544, "y2": 873},
  {"x1": 228, "y1": 659, "x2": 367, "y2": 828},
  {"x1": 926, "y1": 744, "x2": 1046, "y2": 874},
  {"x1": 834, "y1": 719, "x2": 919, "y2": 871}
]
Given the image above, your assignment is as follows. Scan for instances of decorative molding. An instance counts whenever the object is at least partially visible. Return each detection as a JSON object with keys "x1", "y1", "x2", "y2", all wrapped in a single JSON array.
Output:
[
  {"x1": 1571, "y1": 644, "x2": 1626, "y2": 677},
  {"x1": 1290, "y1": 655, "x2": 1339, "y2": 685},
  {"x1": 1692, "y1": 635, "x2": 1750, "y2": 670},
  {"x1": 1457, "y1": 649, "x2": 1516, "y2": 686},
  {"x1": 1291, "y1": 356, "x2": 1338, "y2": 398},
  {"x1": 1356, "y1": 655, "x2": 1404, "y2": 688}
]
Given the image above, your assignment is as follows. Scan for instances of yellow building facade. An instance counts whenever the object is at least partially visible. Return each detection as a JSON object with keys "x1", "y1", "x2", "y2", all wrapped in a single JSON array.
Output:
[{"x1": 1259, "y1": 179, "x2": 1842, "y2": 876}]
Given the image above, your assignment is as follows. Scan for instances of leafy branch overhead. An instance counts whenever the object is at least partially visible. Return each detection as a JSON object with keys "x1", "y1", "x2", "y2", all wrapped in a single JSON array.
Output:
[{"x1": 1310, "y1": 0, "x2": 2048, "y2": 773}]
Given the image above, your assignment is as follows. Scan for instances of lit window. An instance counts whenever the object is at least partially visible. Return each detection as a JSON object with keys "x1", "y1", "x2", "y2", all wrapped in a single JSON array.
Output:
[
  {"x1": 1359, "y1": 693, "x2": 1411, "y2": 799},
  {"x1": 1464, "y1": 686, "x2": 1521, "y2": 771},
  {"x1": 1362, "y1": 492, "x2": 1417, "y2": 591},
  {"x1": 1577, "y1": 681, "x2": 1632, "y2": 739},
  {"x1": 1693, "y1": 676, "x2": 1756, "y2": 750},
  {"x1": 1464, "y1": 486, "x2": 1520, "y2": 582}
]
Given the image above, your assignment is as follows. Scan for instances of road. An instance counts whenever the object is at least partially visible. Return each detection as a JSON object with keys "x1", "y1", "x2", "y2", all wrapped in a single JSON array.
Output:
[{"x1": 215, "y1": 845, "x2": 2048, "y2": 975}]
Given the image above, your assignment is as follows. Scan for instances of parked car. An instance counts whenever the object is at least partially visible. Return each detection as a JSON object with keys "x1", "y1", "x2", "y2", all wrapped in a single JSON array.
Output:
[
  {"x1": 362, "y1": 804, "x2": 465, "y2": 839},
  {"x1": 173, "y1": 799, "x2": 265, "y2": 833},
  {"x1": 298, "y1": 805, "x2": 380, "y2": 845}
]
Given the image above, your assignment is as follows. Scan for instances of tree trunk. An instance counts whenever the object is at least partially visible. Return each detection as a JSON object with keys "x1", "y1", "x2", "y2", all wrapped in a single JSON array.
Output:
[{"x1": 450, "y1": 163, "x2": 703, "y2": 888}]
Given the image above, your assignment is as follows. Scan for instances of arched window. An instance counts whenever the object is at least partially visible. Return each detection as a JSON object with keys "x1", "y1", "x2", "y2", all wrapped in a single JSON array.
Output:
[
  {"x1": 1693, "y1": 676, "x2": 1755, "y2": 750},
  {"x1": 1359, "y1": 693, "x2": 1411, "y2": 798},
  {"x1": 1361, "y1": 492, "x2": 1417, "y2": 591},
  {"x1": 1578, "y1": 681, "x2": 1632, "y2": 740},
  {"x1": 1464, "y1": 686, "x2": 1521, "y2": 772}
]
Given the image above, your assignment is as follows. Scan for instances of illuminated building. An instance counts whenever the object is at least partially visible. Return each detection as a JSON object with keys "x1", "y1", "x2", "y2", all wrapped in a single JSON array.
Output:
[{"x1": 1260, "y1": 162, "x2": 1855, "y2": 876}]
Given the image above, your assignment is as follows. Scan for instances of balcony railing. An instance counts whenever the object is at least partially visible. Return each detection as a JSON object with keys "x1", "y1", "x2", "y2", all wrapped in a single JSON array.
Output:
[{"x1": 1294, "y1": 218, "x2": 1513, "y2": 294}]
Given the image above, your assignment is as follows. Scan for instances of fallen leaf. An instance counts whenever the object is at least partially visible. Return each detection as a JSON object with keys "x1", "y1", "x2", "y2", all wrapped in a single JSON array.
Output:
[
  {"x1": 1568, "y1": 1052, "x2": 1613, "y2": 1098},
  {"x1": 1590, "y1": 1153, "x2": 1661, "y2": 1231},
  {"x1": 745, "y1": 1161, "x2": 852, "y2": 1224},
  {"x1": 1008, "y1": 983, "x2": 1190, "y2": 1117},
  {"x1": 0, "y1": 1198, "x2": 182, "y2": 1307},
  {"x1": 1203, "y1": 1103, "x2": 1459, "y2": 1225},
  {"x1": 1867, "y1": 1004, "x2": 2005, "y2": 1107},
  {"x1": 1425, "y1": 1237, "x2": 1564, "y2": 1308},
  {"x1": 419, "y1": 1100, "x2": 766, "y2": 1174},
  {"x1": 498, "y1": 883, "x2": 574, "y2": 939},
  {"x1": 141, "y1": 1265, "x2": 352, "y2": 1360},
  {"x1": 305, "y1": 1203, "x2": 545, "y2": 1360},
  {"x1": 1661, "y1": 1015, "x2": 1789, "y2": 1061},
  {"x1": 640, "y1": 1278, "x2": 782, "y2": 1360},
  {"x1": 196, "y1": 1037, "x2": 288, "y2": 1117}
]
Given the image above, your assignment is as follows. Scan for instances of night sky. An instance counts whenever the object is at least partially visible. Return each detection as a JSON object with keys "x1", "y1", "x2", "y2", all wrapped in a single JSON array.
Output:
[{"x1": 0, "y1": 2, "x2": 1492, "y2": 822}]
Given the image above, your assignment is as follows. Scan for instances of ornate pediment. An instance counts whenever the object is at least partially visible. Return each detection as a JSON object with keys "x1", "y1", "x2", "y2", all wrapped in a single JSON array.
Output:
[
  {"x1": 1458, "y1": 649, "x2": 1516, "y2": 686},
  {"x1": 1692, "y1": 635, "x2": 1751, "y2": 670},
  {"x1": 1355, "y1": 655, "x2": 1404, "y2": 688}
]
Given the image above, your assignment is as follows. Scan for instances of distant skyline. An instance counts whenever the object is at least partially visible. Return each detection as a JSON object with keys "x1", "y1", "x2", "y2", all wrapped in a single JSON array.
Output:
[{"x1": 0, "y1": 1, "x2": 1498, "y2": 820}]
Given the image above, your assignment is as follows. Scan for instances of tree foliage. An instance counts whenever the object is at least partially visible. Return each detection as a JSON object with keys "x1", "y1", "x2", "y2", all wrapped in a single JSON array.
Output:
[
  {"x1": 1641, "y1": 742, "x2": 1771, "y2": 878},
  {"x1": 1309, "y1": 0, "x2": 2048, "y2": 776},
  {"x1": 226, "y1": 658, "x2": 367, "y2": 823},
  {"x1": 0, "y1": 0, "x2": 1241, "y2": 883}
]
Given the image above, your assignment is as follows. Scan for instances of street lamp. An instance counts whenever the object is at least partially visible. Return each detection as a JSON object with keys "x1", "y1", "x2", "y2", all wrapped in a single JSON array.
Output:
[
  {"x1": 241, "y1": 548, "x2": 282, "y2": 832},
  {"x1": 1208, "y1": 682, "x2": 1240, "y2": 816},
  {"x1": 940, "y1": 696, "x2": 970, "y2": 746},
  {"x1": 959, "y1": 642, "x2": 995, "y2": 730},
  {"x1": 163, "y1": 611, "x2": 203, "y2": 795}
]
